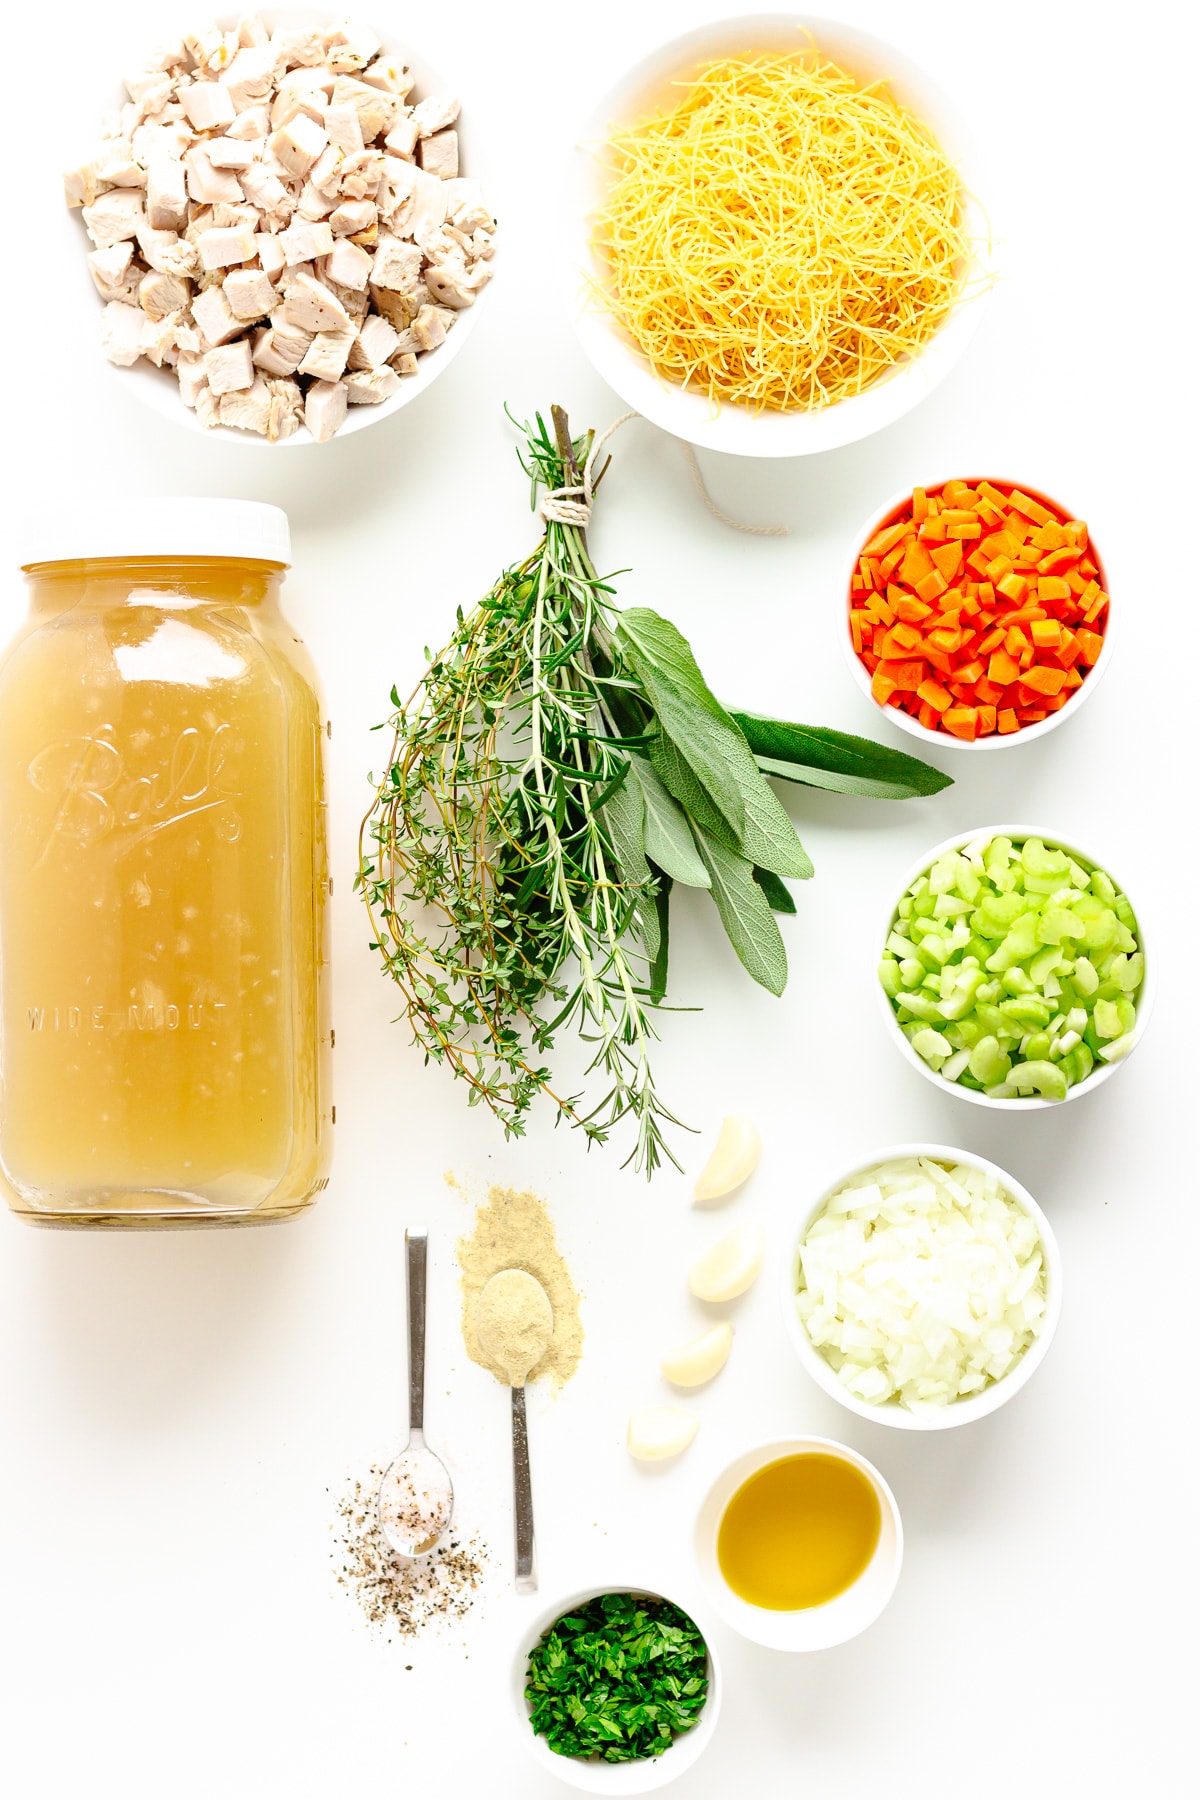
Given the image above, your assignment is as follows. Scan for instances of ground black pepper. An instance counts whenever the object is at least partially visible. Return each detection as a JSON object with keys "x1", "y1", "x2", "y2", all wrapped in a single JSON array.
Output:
[{"x1": 331, "y1": 1464, "x2": 489, "y2": 1642}]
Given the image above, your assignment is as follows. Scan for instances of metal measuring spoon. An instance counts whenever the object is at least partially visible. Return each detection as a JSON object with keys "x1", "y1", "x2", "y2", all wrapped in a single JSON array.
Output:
[
  {"x1": 475, "y1": 1268, "x2": 554, "y2": 1593},
  {"x1": 377, "y1": 1229, "x2": 454, "y2": 1558}
]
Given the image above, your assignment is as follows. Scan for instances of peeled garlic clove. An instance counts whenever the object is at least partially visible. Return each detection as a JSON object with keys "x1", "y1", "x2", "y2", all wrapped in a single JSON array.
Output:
[
  {"x1": 627, "y1": 1406, "x2": 699, "y2": 1462},
  {"x1": 693, "y1": 1115, "x2": 760, "y2": 1203},
  {"x1": 660, "y1": 1321, "x2": 733, "y2": 1388},
  {"x1": 688, "y1": 1221, "x2": 765, "y2": 1303}
]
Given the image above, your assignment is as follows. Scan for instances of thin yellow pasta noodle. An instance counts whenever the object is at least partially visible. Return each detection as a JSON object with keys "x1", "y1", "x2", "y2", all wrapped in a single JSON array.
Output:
[{"x1": 592, "y1": 51, "x2": 971, "y2": 413}]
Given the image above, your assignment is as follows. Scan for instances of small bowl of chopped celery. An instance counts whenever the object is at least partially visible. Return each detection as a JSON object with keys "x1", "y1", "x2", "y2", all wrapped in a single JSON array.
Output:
[
  {"x1": 511, "y1": 1584, "x2": 721, "y2": 1791},
  {"x1": 782, "y1": 1145, "x2": 1063, "y2": 1429},
  {"x1": 879, "y1": 827, "x2": 1152, "y2": 1106}
]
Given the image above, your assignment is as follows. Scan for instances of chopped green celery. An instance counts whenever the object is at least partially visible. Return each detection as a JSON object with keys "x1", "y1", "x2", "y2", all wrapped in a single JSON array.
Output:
[
  {"x1": 933, "y1": 893, "x2": 973, "y2": 919},
  {"x1": 896, "y1": 991, "x2": 945, "y2": 1022},
  {"x1": 938, "y1": 969, "x2": 985, "y2": 1020},
  {"x1": 957, "y1": 1071, "x2": 985, "y2": 1090},
  {"x1": 1093, "y1": 998, "x2": 1122, "y2": 1039},
  {"x1": 897, "y1": 896, "x2": 914, "y2": 920},
  {"x1": 985, "y1": 914, "x2": 1040, "y2": 971},
  {"x1": 972, "y1": 892, "x2": 1027, "y2": 938},
  {"x1": 999, "y1": 995, "x2": 1052, "y2": 1029},
  {"x1": 911, "y1": 1027, "x2": 949, "y2": 1065},
  {"x1": 1114, "y1": 895, "x2": 1138, "y2": 932},
  {"x1": 1098, "y1": 1031, "x2": 1136, "y2": 1063},
  {"x1": 1007, "y1": 1060, "x2": 1069, "y2": 1100},
  {"x1": 1021, "y1": 838, "x2": 1070, "y2": 881},
  {"x1": 1037, "y1": 905, "x2": 1085, "y2": 945},
  {"x1": 1030, "y1": 945, "x2": 1064, "y2": 987},
  {"x1": 1072, "y1": 956, "x2": 1100, "y2": 996},
  {"x1": 968, "y1": 1036, "x2": 1011, "y2": 1084},
  {"x1": 883, "y1": 833, "x2": 1141, "y2": 1102}
]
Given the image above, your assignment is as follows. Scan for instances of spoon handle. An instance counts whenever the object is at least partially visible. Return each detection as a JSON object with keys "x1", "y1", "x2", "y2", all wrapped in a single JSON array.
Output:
[
  {"x1": 406, "y1": 1228, "x2": 427, "y2": 1434},
  {"x1": 512, "y1": 1384, "x2": 536, "y2": 1592}
]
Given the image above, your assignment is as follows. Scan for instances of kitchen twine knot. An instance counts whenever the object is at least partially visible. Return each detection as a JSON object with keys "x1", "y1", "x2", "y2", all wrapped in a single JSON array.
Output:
[{"x1": 539, "y1": 411, "x2": 789, "y2": 537}]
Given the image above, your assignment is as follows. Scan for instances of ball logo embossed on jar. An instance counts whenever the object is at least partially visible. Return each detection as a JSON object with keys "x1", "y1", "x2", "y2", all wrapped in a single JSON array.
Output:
[{"x1": 27, "y1": 723, "x2": 241, "y2": 865}]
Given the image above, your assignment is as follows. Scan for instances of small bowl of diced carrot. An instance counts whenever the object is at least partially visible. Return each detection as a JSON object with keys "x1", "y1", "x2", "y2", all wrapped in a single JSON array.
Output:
[{"x1": 843, "y1": 479, "x2": 1112, "y2": 747}]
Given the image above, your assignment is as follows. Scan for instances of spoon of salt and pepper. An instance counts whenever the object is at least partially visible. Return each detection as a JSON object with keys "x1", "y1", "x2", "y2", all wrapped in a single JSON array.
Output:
[
  {"x1": 377, "y1": 1228, "x2": 455, "y2": 1559},
  {"x1": 474, "y1": 1268, "x2": 555, "y2": 1594}
]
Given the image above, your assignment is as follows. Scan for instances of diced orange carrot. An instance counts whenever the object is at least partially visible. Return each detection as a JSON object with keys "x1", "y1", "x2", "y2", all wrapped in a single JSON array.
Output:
[
  {"x1": 918, "y1": 516, "x2": 949, "y2": 543},
  {"x1": 914, "y1": 569, "x2": 949, "y2": 604},
  {"x1": 955, "y1": 659, "x2": 985, "y2": 686},
  {"x1": 1037, "y1": 546, "x2": 1080, "y2": 576},
  {"x1": 916, "y1": 679, "x2": 952, "y2": 712},
  {"x1": 1037, "y1": 576, "x2": 1072, "y2": 603},
  {"x1": 978, "y1": 481, "x2": 1009, "y2": 508},
  {"x1": 931, "y1": 540, "x2": 964, "y2": 581},
  {"x1": 1021, "y1": 665, "x2": 1068, "y2": 697},
  {"x1": 871, "y1": 666, "x2": 898, "y2": 705},
  {"x1": 997, "y1": 708, "x2": 1019, "y2": 734},
  {"x1": 1008, "y1": 489, "x2": 1054, "y2": 526},
  {"x1": 1031, "y1": 620, "x2": 1062, "y2": 649},
  {"x1": 996, "y1": 572, "x2": 1028, "y2": 604},
  {"x1": 1030, "y1": 521, "x2": 1069, "y2": 551},
  {"x1": 1016, "y1": 707, "x2": 1048, "y2": 723},
  {"x1": 1075, "y1": 628, "x2": 1104, "y2": 664},
  {"x1": 912, "y1": 487, "x2": 929, "y2": 522},
  {"x1": 942, "y1": 707, "x2": 979, "y2": 741},
  {"x1": 976, "y1": 705, "x2": 997, "y2": 736},
  {"x1": 988, "y1": 650, "x2": 1020, "y2": 686},
  {"x1": 899, "y1": 539, "x2": 936, "y2": 587},
  {"x1": 890, "y1": 660, "x2": 927, "y2": 692},
  {"x1": 863, "y1": 519, "x2": 911, "y2": 558},
  {"x1": 947, "y1": 519, "x2": 982, "y2": 539},
  {"x1": 974, "y1": 679, "x2": 1003, "y2": 705},
  {"x1": 880, "y1": 544, "x2": 907, "y2": 580},
  {"x1": 916, "y1": 701, "x2": 940, "y2": 730}
]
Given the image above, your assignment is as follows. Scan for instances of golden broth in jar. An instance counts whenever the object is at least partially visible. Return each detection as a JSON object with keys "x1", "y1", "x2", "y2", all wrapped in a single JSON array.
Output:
[{"x1": 0, "y1": 504, "x2": 330, "y2": 1226}]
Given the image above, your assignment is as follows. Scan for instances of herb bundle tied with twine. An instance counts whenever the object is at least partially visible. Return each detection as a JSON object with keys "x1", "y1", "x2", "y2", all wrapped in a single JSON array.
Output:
[{"x1": 358, "y1": 407, "x2": 950, "y2": 1174}]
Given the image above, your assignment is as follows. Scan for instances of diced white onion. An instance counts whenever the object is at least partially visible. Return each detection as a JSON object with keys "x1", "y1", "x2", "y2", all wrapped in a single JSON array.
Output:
[{"x1": 796, "y1": 1156, "x2": 1047, "y2": 1411}]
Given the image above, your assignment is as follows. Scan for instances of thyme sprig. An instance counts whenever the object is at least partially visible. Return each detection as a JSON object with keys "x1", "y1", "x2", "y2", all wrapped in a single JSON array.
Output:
[{"x1": 358, "y1": 406, "x2": 951, "y2": 1174}]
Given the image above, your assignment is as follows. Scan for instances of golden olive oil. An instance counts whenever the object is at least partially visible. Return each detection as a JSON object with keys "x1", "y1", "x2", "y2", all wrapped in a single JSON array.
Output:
[{"x1": 717, "y1": 1453, "x2": 881, "y2": 1610}]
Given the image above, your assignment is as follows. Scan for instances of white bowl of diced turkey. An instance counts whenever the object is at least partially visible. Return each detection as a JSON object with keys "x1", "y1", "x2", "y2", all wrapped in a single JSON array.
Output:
[{"x1": 64, "y1": 12, "x2": 497, "y2": 444}]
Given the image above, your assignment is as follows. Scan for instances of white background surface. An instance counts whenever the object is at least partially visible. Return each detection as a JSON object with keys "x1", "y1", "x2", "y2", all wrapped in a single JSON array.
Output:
[{"x1": 1, "y1": 2, "x2": 1195, "y2": 1795}]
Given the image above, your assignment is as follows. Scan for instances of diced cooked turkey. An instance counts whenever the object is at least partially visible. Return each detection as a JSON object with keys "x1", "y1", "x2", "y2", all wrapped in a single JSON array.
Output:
[
  {"x1": 139, "y1": 268, "x2": 192, "y2": 319},
  {"x1": 101, "y1": 300, "x2": 147, "y2": 364},
  {"x1": 203, "y1": 338, "x2": 254, "y2": 394},
  {"x1": 219, "y1": 372, "x2": 273, "y2": 432},
  {"x1": 223, "y1": 267, "x2": 276, "y2": 319},
  {"x1": 297, "y1": 324, "x2": 356, "y2": 382},
  {"x1": 179, "y1": 80, "x2": 237, "y2": 132},
  {"x1": 66, "y1": 16, "x2": 494, "y2": 439},
  {"x1": 418, "y1": 130, "x2": 458, "y2": 180},
  {"x1": 344, "y1": 365, "x2": 401, "y2": 404},
  {"x1": 304, "y1": 378, "x2": 347, "y2": 441}
]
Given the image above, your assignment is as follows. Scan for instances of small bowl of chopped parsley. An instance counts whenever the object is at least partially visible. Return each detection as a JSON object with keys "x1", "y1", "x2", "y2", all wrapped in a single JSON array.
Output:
[{"x1": 513, "y1": 1585, "x2": 721, "y2": 1791}]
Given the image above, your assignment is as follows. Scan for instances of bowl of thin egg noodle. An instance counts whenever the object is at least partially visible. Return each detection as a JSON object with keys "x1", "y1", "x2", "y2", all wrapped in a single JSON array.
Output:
[{"x1": 568, "y1": 13, "x2": 993, "y2": 457}]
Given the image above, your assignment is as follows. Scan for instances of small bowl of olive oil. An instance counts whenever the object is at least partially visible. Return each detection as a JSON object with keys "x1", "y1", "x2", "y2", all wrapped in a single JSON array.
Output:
[{"x1": 694, "y1": 1436, "x2": 903, "y2": 1650}]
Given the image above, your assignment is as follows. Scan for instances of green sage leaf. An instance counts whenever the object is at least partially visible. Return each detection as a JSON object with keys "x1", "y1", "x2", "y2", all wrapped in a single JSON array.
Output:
[
  {"x1": 752, "y1": 866, "x2": 797, "y2": 914},
  {"x1": 729, "y1": 711, "x2": 953, "y2": 799},
  {"x1": 599, "y1": 768, "x2": 660, "y2": 964},
  {"x1": 615, "y1": 610, "x2": 746, "y2": 832},
  {"x1": 627, "y1": 756, "x2": 711, "y2": 888},
  {"x1": 693, "y1": 829, "x2": 788, "y2": 996}
]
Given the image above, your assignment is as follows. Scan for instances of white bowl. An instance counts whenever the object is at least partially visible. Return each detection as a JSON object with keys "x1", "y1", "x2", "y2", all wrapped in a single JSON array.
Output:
[
  {"x1": 879, "y1": 824, "x2": 1154, "y2": 1109},
  {"x1": 74, "y1": 7, "x2": 495, "y2": 446},
  {"x1": 779, "y1": 1143, "x2": 1064, "y2": 1431},
  {"x1": 566, "y1": 12, "x2": 993, "y2": 459},
  {"x1": 511, "y1": 1583, "x2": 722, "y2": 1792},
  {"x1": 694, "y1": 1435, "x2": 903, "y2": 1648},
  {"x1": 842, "y1": 478, "x2": 1115, "y2": 749}
]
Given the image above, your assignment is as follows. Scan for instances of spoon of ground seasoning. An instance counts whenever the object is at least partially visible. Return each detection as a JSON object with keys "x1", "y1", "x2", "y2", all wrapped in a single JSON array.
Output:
[
  {"x1": 378, "y1": 1229, "x2": 455, "y2": 1559},
  {"x1": 475, "y1": 1269, "x2": 554, "y2": 1593}
]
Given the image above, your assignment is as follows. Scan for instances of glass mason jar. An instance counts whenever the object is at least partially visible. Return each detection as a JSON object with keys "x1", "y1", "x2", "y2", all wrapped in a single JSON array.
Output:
[{"x1": 0, "y1": 500, "x2": 331, "y2": 1227}]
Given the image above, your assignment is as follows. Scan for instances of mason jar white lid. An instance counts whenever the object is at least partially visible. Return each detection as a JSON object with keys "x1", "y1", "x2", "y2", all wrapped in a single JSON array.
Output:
[{"x1": 19, "y1": 499, "x2": 290, "y2": 569}]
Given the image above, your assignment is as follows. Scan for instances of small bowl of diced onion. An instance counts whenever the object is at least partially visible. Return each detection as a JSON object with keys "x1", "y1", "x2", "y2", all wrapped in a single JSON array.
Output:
[
  {"x1": 781, "y1": 1145, "x2": 1062, "y2": 1430},
  {"x1": 878, "y1": 825, "x2": 1153, "y2": 1109}
]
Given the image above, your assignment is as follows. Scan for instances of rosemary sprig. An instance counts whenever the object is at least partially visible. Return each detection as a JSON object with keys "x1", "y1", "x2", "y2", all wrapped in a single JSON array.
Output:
[{"x1": 358, "y1": 407, "x2": 951, "y2": 1174}]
